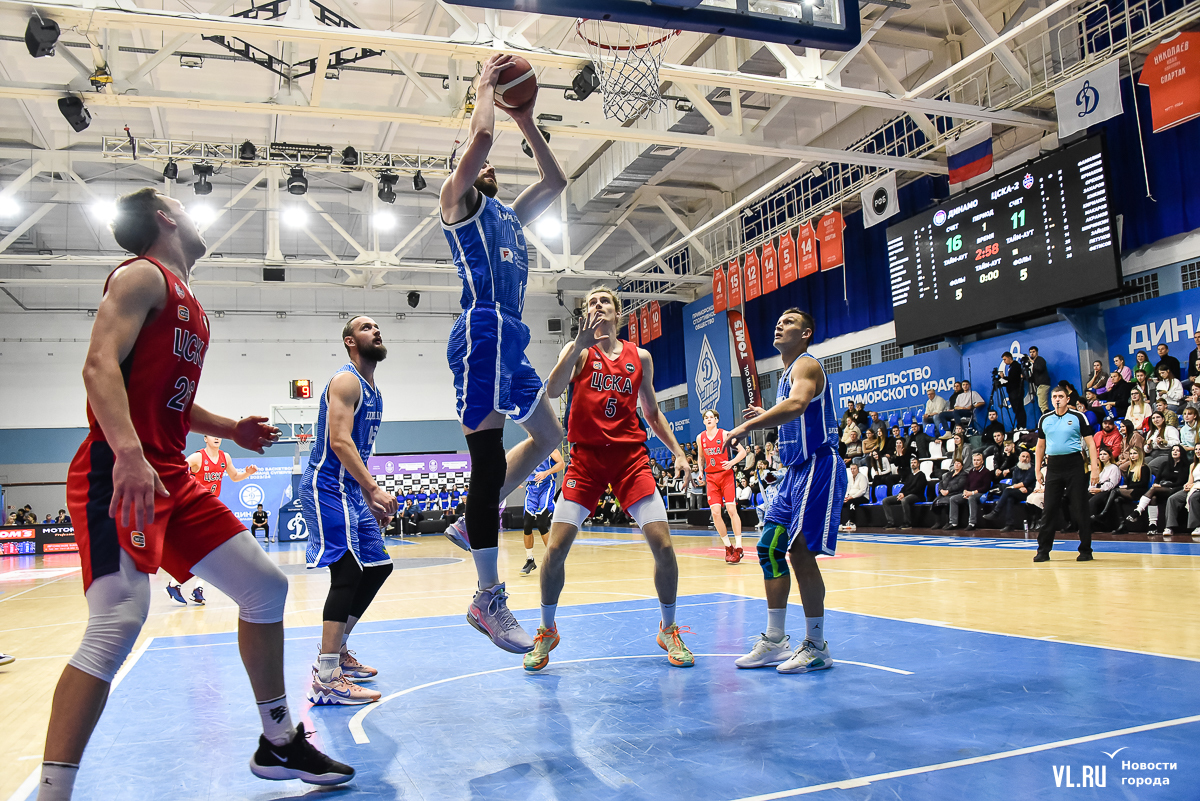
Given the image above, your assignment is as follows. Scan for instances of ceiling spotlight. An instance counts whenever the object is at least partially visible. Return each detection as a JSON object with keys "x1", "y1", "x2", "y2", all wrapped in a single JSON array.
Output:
[
  {"x1": 674, "y1": 99, "x2": 694, "y2": 113},
  {"x1": 535, "y1": 216, "x2": 561, "y2": 239},
  {"x1": 520, "y1": 127, "x2": 551, "y2": 159},
  {"x1": 565, "y1": 63, "x2": 599, "y2": 101},
  {"x1": 377, "y1": 171, "x2": 398, "y2": 204},
  {"x1": 373, "y1": 211, "x2": 395, "y2": 231},
  {"x1": 239, "y1": 140, "x2": 257, "y2": 161},
  {"x1": 282, "y1": 206, "x2": 307, "y2": 227},
  {"x1": 89, "y1": 200, "x2": 117, "y2": 223},
  {"x1": 190, "y1": 204, "x2": 216, "y2": 225},
  {"x1": 325, "y1": 67, "x2": 341, "y2": 81},
  {"x1": 809, "y1": 166, "x2": 823, "y2": 179},
  {"x1": 25, "y1": 15, "x2": 60, "y2": 57},
  {"x1": 162, "y1": 160, "x2": 178, "y2": 181},
  {"x1": 286, "y1": 167, "x2": 308, "y2": 196},
  {"x1": 407, "y1": 290, "x2": 420, "y2": 309},
  {"x1": 341, "y1": 146, "x2": 359, "y2": 166},
  {"x1": 193, "y1": 162, "x2": 214, "y2": 196},
  {"x1": 179, "y1": 54, "x2": 203, "y2": 69},
  {"x1": 57, "y1": 96, "x2": 91, "y2": 132},
  {"x1": 0, "y1": 197, "x2": 20, "y2": 217},
  {"x1": 412, "y1": 170, "x2": 427, "y2": 191}
]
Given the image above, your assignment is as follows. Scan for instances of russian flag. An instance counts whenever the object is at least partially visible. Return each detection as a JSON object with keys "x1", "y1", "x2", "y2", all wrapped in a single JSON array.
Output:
[{"x1": 946, "y1": 123, "x2": 994, "y2": 187}]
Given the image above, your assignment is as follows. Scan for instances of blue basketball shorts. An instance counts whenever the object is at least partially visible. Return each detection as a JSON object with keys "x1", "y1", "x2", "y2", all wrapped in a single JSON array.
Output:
[
  {"x1": 525, "y1": 481, "x2": 556, "y2": 515},
  {"x1": 447, "y1": 305, "x2": 545, "y2": 431},
  {"x1": 301, "y1": 473, "x2": 389, "y2": 569},
  {"x1": 764, "y1": 450, "x2": 847, "y2": 557}
]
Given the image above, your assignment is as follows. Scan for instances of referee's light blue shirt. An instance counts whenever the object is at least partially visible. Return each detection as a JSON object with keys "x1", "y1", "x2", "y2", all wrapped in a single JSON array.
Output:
[{"x1": 1037, "y1": 410, "x2": 1093, "y2": 455}]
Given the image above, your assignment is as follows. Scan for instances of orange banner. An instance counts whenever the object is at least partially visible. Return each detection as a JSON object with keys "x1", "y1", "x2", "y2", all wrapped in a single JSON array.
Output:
[
  {"x1": 712, "y1": 265, "x2": 727, "y2": 312},
  {"x1": 743, "y1": 249, "x2": 761, "y2": 302},
  {"x1": 728, "y1": 310, "x2": 761, "y2": 409},
  {"x1": 761, "y1": 238, "x2": 779, "y2": 293},
  {"x1": 727, "y1": 259, "x2": 744, "y2": 308},
  {"x1": 649, "y1": 301, "x2": 662, "y2": 339},
  {"x1": 1139, "y1": 33, "x2": 1200, "y2": 132},
  {"x1": 628, "y1": 311, "x2": 639, "y2": 345},
  {"x1": 796, "y1": 221, "x2": 819, "y2": 278},
  {"x1": 639, "y1": 307, "x2": 651, "y2": 342},
  {"x1": 778, "y1": 229, "x2": 798, "y2": 285},
  {"x1": 818, "y1": 211, "x2": 846, "y2": 271}
]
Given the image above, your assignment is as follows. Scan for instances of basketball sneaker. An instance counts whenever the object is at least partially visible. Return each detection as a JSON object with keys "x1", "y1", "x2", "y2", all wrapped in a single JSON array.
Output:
[
  {"x1": 191, "y1": 587, "x2": 206, "y2": 605},
  {"x1": 467, "y1": 583, "x2": 534, "y2": 653},
  {"x1": 445, "y1": 517, "x2": 471, "y2": 551},
  {"x1": 166, "y1": 584, "x2": 187, "y2": 604},
  {"x1": 735, "y1": 634, "x2": 793, "y2": 668},
  {"x1": 523, "y1": 624, "x2": 560, "y2": 671},
  {"x1": 0, "y1": 654, "x2": 14, "y2": 666},
  {"x1": 339, "y1": 650, "x2": 377, "y2": 681},
  {"x1": 249, "y1": 722, "x2": 355, "y2": 786},
  {"x1": 307, "y1": 668, "x2": 381, "y2": 705},
  {"x1": 776, "y1": 639, "x2": 832, "y2": 674},
  {"x1": 656, "y1": 623, "x2": 695, "y2": 667},
  {"x1": 724, "y1": 545, "x2": 736, "y2": 563},
  {"x1": 731, "y1": 547, "x2": 744, "y2": 564},
  {"x1": 521, "y1": 558, "x2": 537, "y2": 575}
]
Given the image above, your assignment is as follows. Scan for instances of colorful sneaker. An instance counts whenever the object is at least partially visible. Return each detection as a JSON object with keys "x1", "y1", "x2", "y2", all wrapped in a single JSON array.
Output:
[
  {"x1": 724, "y1": 545, "x2": 736, "y2": 563},
  {"x1": 191, "y1": 587, "x2": 206, "y2": 605},
  {"x1": 656, "y1": 623, "x2": 695, "y2": 667},
  {"x1": 523, "y1": 624, "x2": 560, "y2": 672},
  {"x1": 306, "y1": 669, "x2": 381, "y2": 705},
  {"x1": 339, "y1": 650, "x2": 377, "y2": 681},
  {"x1": 731, "y1": 547, "x2": 744, "y2": 564},
  {"x1": 520, "y1": 558, "x2": 537, "y2": 575},
  {"x1": 249, "y1": 722, "x2": 355, "y2": 786},
  {"x1": 445, "y1": 517, "x2": 471, "y2": 552},
  {"x1": 467, "y1": 583, "x2": 534, "y2": 654},
  {"x1": 776, "y1": 639, "x2": 832, "y2": 674},
  {"x1": 166, "y1": 584, "x2": 187, "y2": 604},
  {"x1": 734, "y1": 634, "x2": 793, "y2": 668}
]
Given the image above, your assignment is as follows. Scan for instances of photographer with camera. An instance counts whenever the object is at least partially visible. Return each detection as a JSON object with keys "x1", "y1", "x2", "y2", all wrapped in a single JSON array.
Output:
[{"x1": 998, "y1": 351, "x2": 1027, "y2": 429}]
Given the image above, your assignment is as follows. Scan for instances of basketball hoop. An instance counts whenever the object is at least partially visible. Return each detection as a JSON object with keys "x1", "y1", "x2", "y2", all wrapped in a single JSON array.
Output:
[
  {"x1": 576, "y1": 19, "x2": 680, "y2": 122},
  {"x1": 296, "y1": 431, "x2": 312, "y2": 452}
]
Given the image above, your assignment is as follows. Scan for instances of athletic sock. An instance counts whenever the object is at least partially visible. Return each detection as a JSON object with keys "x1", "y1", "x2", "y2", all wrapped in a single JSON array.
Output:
[
  {"x1": 541, "y1": 603, "x2": 557, "y2": 629},
  {"x1": 525, "y1": 547, "x2": 534, "y2": 559},
  {"x1": 1137, "y1": 496, "x2": 1151, "y2": 513},
  {"x1": 766, "y1": 608, "x2": 786, "y2": 642},
  {"x1": 660, "y1": 601, "x2": 677, "y2": 628},
  {"x1": 806, "y1": 616, "x2": 825, "y2": 646},
  {"x1": 720, "y1": 536, "x2": 731, "y2": 547},
  {"x1": 1147, "y1": 506, "x2": 1159, "y2": 525},
  {"x1": 37, "y1": 762, "x2": 78, "y2": 801},
  {"x1": 734, "y1": 534, "x2": 743, "y2": 549},
  {"x1": 472, "y1": 547, "x2": 500, "y2": 589},
  {"x1": 256, "y1": 694, "x2": 297, "y2": 747},
  {"x1": 316, "y1": 652, "x2": 341, "y2": 684}
]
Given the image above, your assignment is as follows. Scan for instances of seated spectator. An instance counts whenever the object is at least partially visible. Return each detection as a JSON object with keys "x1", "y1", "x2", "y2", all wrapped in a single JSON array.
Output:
[
  {"x1": 763, "y1": 440, "x2": 781, "y2": 470},
  {"x1": 1133, "y1": 349, "x2": 1155, "y2": 386},
  {"x1": 1163, "y1": 455, "x2": 1200, "y2": 536},
  {"x1": 1133, "y1": 445, "x2": 1188, "y2": 534},
  {"x1": 948, "y1": 433, "x2": 973, "y2": 467},
  {"x1": 1126, "y1": 389, "x2": 1152, "y2": 429},
  {"x1": 864, "y1": 450, "x2": 895, "y2": 491},
  {"x1": 949, "y1": 452, "x2": 991, "y2": 530},
  {"x1": 1086, "y1": 447, "x2": 1124, "y2": 529},
  {"x1": 5, "y1": 512, "x2": 15, "y2": 525},
  {"x1": 855, "y1": 429, "x2": 882, "y2": 466},
  {"x1": 929, "y1": 459, "x2": 967, "y2": 530},
  {"x1": 882, "y1": 457, "x2": 928, "y2": 530},
  {"x1": 1097, "y1": 354, "x2": 1133, "y2": 413},
  {"x1": 948, "y1": 380, "x2": 964, "y2": 407},
  {"x1": 1186, "y1": 382, "x2": 1200, "y2": 413},
  {"x1": 992, "y1": 439, "x2": 1019, "y2": 479},
  {"x1": 1156, "y1": 342, "x2": 1181, "y2": 381},
  {"x1": 983, "y1": 449, "x2": 1036, "y2": 531},
  {"x1": 840, "y1": 400, "x2": 858, "y2": 433},
  {"x1": 906, "y1": 422, "x2": 933, "y2": 459},
  {"x1": 1134, "y1": 371, "x2": 1155, "y2": 407},
  {"x1": 1144, "y1": 411, "x2": 1180, "y2": 470},
  {"x1": 866, "y1": 411, "x2": 887, "y2": 439},
  {"x1": 839, "y1": 463, "x2": 869, "y2": 532},
  {"x1": 923, "y1": 388, "x2": 949, "y2": 426},
  {"x1": 649, "y1": 458, "x2": 662, "y2": 479},
  {"x1": 1117, "y1": 422, "x2": 1145, "y2": 472},
  {"x1": 842, "y1": 429, "x2": 864, "y2": 465},
  {"x1": 890, "y1": 438, "x2": 911, "y2": 477},
  {"x1": 1150, "y1": 398, "x2": 1179, "y2": 430},
  {"x1": 1085, "y1": 359, "x2": 1108, "y2": 392},
  {"x1": 1115, "y1": 447, "x2": 1153, "y2": 533},
  {"x1": 851, "y1": 402, "x2": 870, "y2": 431},
  {"x1": 1180, "y1": 405, "x2": 1200, "y2": 461},
  {"x1": 1187, "y1": 331, "x2": 1200, "y2": 393},
  {"x1": 42, "y1": 513, "x2": 54, "y2": 524},
  {"x1": 982, "y1": 409, "x2": 1005, "y2": 438},
  {"x1": 981, "y1": 430, "x2": 1007, "y2": 461},
  {"x1": 1095, "y1": 417, "x2": 1123, "y2": 457},
  {"x1": 1084, "y1": 389, "x2": 1107, "y2": 418},
  {"x1": 736, "y1": 475, "x2": 754, "y2": 510},
  {"x1": 1074, "y1": 399, "x2": 1098, "y2": 429},
  {"x1": 938, "y1": 380, "x2": 985, "y2": 432},
  {"x1": 401, "y1": 499, "x2": 424, "y2": 534},
  {"x1": 1155, "y1": 365, "x2": 1185, "y2": 414}
]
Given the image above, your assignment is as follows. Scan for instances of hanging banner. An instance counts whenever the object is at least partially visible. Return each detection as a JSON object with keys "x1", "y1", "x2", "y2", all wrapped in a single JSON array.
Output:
[
  {"x1": 1138, "y1": 33, "x2": 1200, "y2": 133},
  {"x1": 1055, "y1": 59, "x2": 1123, "y2": 138},
  {"x1": 743, "y1": 248, "x2": 762, "y2": 302},
  {"x1": 649, "y1": 301, "x2": 662, "y2": 339},
  {"x1": 727, "y1": 258, "x2": 744, "y2": 308},
  {"x1": 761, "y1": 238, "x2": 779, "y2": 293},
  {"x1": 817, "y1": 211, "x2": 846, "y2": 271},
  {"x1": 683, "y1": 296, "x2": 734, "y2": 435},
  {"x1": 712, "y1": 265, "x2": 727, "y2": 312},
  {"x1": 217, "y1": 457, "x2": 295, "y2": 531},
  {"x1": 778, "y1": 229, "x2": 798, "y2": 285},
  {"x1": 860, "y1": 171, "x2": 900, "y2": 228},
  {"x1": 639, "y1": 306, "x2": 651, "y2": 342},
  {"x1": 797, "y1": 221, "x2": 819, "y2": 278},
  {"x1": 728, "y1": 310, "x2": 761, "y2": 409},
  {"x1": 628, "y1": 311, "x2": 640, "y2": 345}
]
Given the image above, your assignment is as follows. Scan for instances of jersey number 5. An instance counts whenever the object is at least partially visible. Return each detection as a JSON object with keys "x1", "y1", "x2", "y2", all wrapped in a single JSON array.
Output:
[{"x1": 604, "y1": 398, "x2": 617, "y2": 418}]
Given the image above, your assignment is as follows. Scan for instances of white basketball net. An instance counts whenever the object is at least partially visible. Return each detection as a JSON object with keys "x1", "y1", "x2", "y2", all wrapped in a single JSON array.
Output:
[{"x1": 576, "y1": 19, "x2": 680, "y2": 122}]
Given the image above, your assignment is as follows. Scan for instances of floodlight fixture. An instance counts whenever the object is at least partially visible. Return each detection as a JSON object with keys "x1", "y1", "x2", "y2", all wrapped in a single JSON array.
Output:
[
  {"x1": 377, "y1": 171, "x2": 398, "y2": 204},
  {"x1": 287, "y1": 167, "x2": 308, "y2": 195}
]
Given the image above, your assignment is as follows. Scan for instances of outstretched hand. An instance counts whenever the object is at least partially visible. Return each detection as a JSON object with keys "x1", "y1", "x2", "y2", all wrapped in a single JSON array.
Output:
[
  {"x1": 575, "y1": 308, "x2": 603, "y2": 349},
  {"x1": 674, "y1": 457, "x2": 692, "y2": 487},
  {"x1": 232, "y1": 416, "x2": 281, "y2": 454},
  {"x1": 478, "y1": 53, "x2": 514, "y2": 90}
]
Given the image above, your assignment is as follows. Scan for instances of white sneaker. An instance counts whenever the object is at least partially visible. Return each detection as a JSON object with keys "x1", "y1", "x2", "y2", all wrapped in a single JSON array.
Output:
[
  {"x1": 306, "y1": 668, "x2": 381, "y2": 705},
  {"x1": 734, "y1": 634, "x2": 793, "y2": 668},
  {"x1": 1162, "y1": 528, "x2": 1174, "y2": 536},
  {"x1": 777, "y1": 639, "x2": 833, "y2": 674},
  {"x1": 846, "y1": 523, "x2": 857, "y2": 531},
  {"x1": 837, "y1": 524, "x2": 848, "y2": 532}
]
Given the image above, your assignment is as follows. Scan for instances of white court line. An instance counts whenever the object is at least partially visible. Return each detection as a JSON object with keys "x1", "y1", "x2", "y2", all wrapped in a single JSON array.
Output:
[
  {"x1": 725, "y1": 713, "x2": 1200, "y2": 800},
  {"x1": 348, "y1": 653, "x2": 912, "y2": 744},
  {"x1": 0, "y1": 572, "x2": 79, "y2": 604}
]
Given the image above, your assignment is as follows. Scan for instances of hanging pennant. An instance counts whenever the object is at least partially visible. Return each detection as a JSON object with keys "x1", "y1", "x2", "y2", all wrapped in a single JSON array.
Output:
[
  {"x1": 743, "y1": 248, "x2": 761, "y2": 302},
  {"x1": 778, "y1": 229, "x2": 798, "y2": 286},
  {"x1": 628, "y1": 311, "x2": 640, "y2": 345},
  {"x1": 712, "y1": 265, "x2": 727, "y2": 312},
  {"x1": 818, "y1": 211, "x2": 846, "y2": 271},
  {"x1": 649, "y1": 301, "x2": 662, "y2": 339},
  {"x1": 761, "y1": 238, "x2": 779, "y2": 293},
  {"x1": 727, "y1": 258, "x2": 744, "y2": 308},
  {"x1": 639, "y1": 306, "x2": 651, "y2": 342},
  {"x1": 796, "y1": 221, "x2": 819, "y2": 278}
]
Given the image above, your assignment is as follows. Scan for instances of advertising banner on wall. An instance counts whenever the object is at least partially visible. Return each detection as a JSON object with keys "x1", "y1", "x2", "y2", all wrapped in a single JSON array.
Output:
[
  {"x1": 728, "y1": 310, "x2": 761, "y2": 408},
  {"x1": 218, "y1": 456, "x2": 295, "y2": 530},
  {"x1": 647, "y1": 406, "x2": 692, "y2": 451},
  {"x1": 831, "y1": 347, "x2": 960, "y2": 414},
  {"x1": 683, "y1": 296, "x2": 734, "y2": 435},
  {"x1": 960, "y1": 320, "x2": 1083, "y2": 424},
  {"x1": 1104, "y1": 286, "x2": 1199, "y2": 375}
]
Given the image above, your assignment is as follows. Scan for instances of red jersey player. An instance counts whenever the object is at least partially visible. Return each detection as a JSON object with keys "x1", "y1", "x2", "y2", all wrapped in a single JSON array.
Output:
[
  {"x1": 523, "y1": 288, "x2": 693, "y2": 672},
  {"x1": 696, "y1": 409, "x2": 749, "y2": 563},
  {"x1": 39, "y1": 188, "x2": 353, "y2": 801}
]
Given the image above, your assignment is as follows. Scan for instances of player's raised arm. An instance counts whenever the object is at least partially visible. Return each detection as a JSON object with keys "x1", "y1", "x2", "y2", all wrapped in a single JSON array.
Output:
[
  {"x1": 544, "y1": 308, "x2": 603, "y2": 399},
  {"x1": 189, "y1": 405, "x2": 279, "y2": 454},
  {"x1": 440, "y1": 54, "x2": 511, "y2": 221},
  {"x1": 637, "y1": 349, "x2": 691, "y2": 484},
  {"x1": 508, "y1": 96, "x2": 567, "y2": 226}
]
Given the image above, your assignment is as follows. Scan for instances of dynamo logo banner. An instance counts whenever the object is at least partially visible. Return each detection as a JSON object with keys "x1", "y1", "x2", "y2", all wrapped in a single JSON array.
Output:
[{"x1": 683, "y1": 296, "x2": 733, "y2": 436}]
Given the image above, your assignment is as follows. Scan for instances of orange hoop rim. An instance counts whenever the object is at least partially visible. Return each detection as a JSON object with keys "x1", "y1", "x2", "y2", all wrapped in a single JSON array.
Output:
[
  {"x1": 576, "y1": 18, "x2": 682, "y2": 52},
  {"x1": 296, "y1": 432, "x2": 312, "y2": 442}
]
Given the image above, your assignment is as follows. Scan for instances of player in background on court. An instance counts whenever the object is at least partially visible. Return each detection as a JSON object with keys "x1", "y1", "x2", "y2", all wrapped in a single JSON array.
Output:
[
  {"x1": 521, "y1": 449, "x2": 564, "y2": 575},
  {"x1": 41, "y1": 188, "x2": 353, "y2": 801},
  {"x1": 696, "y1": 410, "x2": 749, "y2": 564},
  {"x1": 523, "y1": 288, "x2": 694, "y2": 672},
  {"x1": 439, "y1": 52, "x2": 567, "y2": 654},
  {"x1": 301, "y1": 316, "x2": 398, "y2": 706},
  {"x1": 724, "y1": 308, "x2": 848, "y2": 675},
  {"x1": 165, "y1": 435, "x2": 258, "y2": 604}
]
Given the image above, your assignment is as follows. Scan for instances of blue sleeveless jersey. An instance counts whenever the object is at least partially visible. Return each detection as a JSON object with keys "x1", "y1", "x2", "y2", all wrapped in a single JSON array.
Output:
[
  {"x1": 776, "y1": 353, "x2": 839, "y2": 466},
  {"x1": 528, "y1": 456, "x2": 555, "y2": 486},
  {"x1": 443, "y1": 195, "x2": 529, "y2": 316},
  {"x1": 305, "y1": 364, "x2": 383, "y2": 493}
]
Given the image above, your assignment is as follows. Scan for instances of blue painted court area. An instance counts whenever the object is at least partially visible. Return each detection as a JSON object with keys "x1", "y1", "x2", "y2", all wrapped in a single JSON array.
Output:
[{"x1": 36, "y1": 594, "x2": 1200, "y2": 800}]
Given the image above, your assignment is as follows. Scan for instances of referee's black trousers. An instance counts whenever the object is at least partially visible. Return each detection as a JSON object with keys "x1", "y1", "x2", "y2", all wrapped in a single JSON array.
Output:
[{"x1": 1037, "y1": 453, "x2": 1093, "y2": 555}]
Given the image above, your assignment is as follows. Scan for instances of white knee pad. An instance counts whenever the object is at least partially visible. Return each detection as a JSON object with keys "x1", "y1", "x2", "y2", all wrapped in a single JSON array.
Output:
[
  {"x1": 627, "y1": 492, "x2": 669, "y2": 529},
  {"x1": 190, "y1": 531, "x2": 288, "y2": 624},
  {"x1": 551, "y1": 499, "x2": 590, "y2": 530},
  {"x1": 69, "y1": 550, "x2": 150, "y2": 683}
]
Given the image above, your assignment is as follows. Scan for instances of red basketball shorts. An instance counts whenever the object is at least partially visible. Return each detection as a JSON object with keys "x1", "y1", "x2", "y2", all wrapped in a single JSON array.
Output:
[
  {"x1": 705, "y1": 471, "x2": 737, "y2": 506},
  {"x1": 561, "y1": 442, "x2": 657, "y2": 511}
]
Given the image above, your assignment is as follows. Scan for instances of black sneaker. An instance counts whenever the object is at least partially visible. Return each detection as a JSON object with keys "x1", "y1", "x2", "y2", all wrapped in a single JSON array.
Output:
[
  {"x1": 1033, "y1": 551, "x2": 1050, "y2": 563},
  {"x1": 1076, "y1": 553, "x2": 1094, "y2": 562},
  {"x1": 250, "y1": 723, "x2": 355, "y2": 786},
  {"x1": 521, "y1": 558, "x2": 537, "y2": 576}
]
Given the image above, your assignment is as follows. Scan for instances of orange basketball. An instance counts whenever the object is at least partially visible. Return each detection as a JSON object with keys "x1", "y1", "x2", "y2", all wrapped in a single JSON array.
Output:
[{"x1": 495, "y1": 55, "x2": 537, "y2": 110}]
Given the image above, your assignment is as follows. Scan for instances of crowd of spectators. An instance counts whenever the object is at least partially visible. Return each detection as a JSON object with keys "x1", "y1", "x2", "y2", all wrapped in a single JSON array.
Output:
[{"x1": 4, "y1": 506, "x2": 70, "y2": 526}]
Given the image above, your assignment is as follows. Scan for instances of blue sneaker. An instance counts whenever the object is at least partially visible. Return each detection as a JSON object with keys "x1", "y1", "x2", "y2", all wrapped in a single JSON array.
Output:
[
  {"x1": 191, "y1": 587, "x2": 206, "y2": 605},
  {"x1": 166, "y1": 584, "x2": 187, "y2": 604},
  {"x1": 445, "y1": 516, "x2": 471, "y2": 551},
  {"x1": 467, "y1": 582, "x2": 534, "y2": 653}
]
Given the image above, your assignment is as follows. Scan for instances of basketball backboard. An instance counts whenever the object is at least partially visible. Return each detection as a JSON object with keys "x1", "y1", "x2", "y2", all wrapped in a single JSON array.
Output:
[{"x1": 449, "y1": 0, "x2": 861, "y2": 49}]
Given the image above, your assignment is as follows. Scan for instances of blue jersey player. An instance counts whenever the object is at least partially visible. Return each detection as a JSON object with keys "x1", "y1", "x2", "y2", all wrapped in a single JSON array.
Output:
[
  {"x1": 439, "y1": 53, "x2": 567, "y2": 654},
  {"x1": 301, "y1": 316, "x2": 398, "y2": 705},
  {"x1": 521, "y1": 450, "x2": 564, "y2": 575},
  {"x1": 724, "y1": 309, "x2": 848, "y2": 675}
]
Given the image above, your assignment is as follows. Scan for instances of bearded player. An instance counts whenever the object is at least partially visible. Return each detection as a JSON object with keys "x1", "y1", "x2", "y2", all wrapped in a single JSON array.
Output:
[
  {"x1": 439, "y1": 52, "x2": 568, "y2": 654},
  {"x1": 523, "y1": 288, "x2": 694, "y2": 672},
  {"x1": 165, "y1": 435, "x2": 258, "y2": 604},
  {"x1": 696, "y1": 409, "x2": 749, "y2": 563},
  {"x1": 724, "y1": 309, "x2": 847, "y2": 675},
  {"x1": 40, "y1": 188, "x2": 353, "y2": 801},
  {"x1": 520, "y1": 449, "x2": 564, "y2": 576}
]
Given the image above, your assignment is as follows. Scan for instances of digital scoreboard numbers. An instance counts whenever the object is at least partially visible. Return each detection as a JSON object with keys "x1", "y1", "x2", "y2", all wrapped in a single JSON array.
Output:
[{"x1": 888, "y1": 136, "x2": 1120, "y2": 346}]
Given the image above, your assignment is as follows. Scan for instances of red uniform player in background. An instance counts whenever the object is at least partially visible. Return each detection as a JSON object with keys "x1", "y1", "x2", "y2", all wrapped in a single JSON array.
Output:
[{"x1": 697, "y1": 410, "x2": 749, "y2": 563}]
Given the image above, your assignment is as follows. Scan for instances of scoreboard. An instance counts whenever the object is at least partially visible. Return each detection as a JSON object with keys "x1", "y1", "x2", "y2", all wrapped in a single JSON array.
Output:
[{"x1": 888, "y1": 136, "x2": 1121, "y2": 346}]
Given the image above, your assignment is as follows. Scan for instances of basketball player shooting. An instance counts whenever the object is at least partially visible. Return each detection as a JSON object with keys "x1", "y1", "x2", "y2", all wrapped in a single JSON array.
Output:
[
  {"x1": 40, "y1": 188, "x2": 353, "y2": 801},
  {"x1": 523, "y1": 288, "x2": 694, "y2": 672},
  {"x1": 697, "y1": 410, "x2": 749, "y2": 563},
  {"x1": 723, "y1": 309, "x2": 848, "y2": 675},
  {"x1": 439, "y1": 52, "x2": 568, "y2": 654},
  {"x1": 165, "y1": 435, "x2": 258, "y2": 604}
]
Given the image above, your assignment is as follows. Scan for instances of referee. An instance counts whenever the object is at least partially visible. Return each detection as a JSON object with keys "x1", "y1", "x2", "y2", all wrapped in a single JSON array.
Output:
[{"x1": 1034, "y1": 384, "x2": 1100, "y2": 562}]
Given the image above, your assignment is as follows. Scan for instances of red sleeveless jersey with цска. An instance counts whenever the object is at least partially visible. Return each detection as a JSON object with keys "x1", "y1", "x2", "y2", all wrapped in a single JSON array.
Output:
[
  {"x1": 194, "y1": 448, "x2": 228, "y2": 494},
  {"x1": 82, "y1": 256, "x2": 209, "y2": 472},
  {"x1": 567, "y1": 339, "x2": 646, "y2": 446},
  {"x1": 700, "y1": 429, "x2": 732, "y2": 476}
]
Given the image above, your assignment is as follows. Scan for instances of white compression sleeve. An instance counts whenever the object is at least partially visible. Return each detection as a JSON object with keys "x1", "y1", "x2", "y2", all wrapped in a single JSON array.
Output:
[{"x1": 189, "y1": 530, "x2": 289, "y2": 623}]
